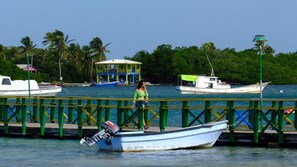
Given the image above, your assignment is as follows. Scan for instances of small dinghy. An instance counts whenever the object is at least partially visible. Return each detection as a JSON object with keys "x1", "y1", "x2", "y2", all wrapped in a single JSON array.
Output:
[{"x1": 80, "y1": 120, "x2": 227, "y2": 152}]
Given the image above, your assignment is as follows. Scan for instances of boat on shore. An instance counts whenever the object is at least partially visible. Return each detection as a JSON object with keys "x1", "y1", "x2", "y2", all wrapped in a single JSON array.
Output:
[
  {"x1": 176, "y1": 74, "x2": 269, "y2": 94},
  {"x1": 0, "y1": 75, "x2": 62, "y2": 96},
  {"x1": 91, "y1": 81, "x2": 118, "y2": 87},
  {"x1": 80, "y1": 120, "x2": 228, "y2": 152}
]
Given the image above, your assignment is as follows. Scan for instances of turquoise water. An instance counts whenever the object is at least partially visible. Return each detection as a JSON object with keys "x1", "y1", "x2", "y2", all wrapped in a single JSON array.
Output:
[
  {"x1": 58, "y1": 84, "x2": 297, "y2": 99},
  {"x1": 1, "y1": 85, "x2": 297, "y2": 166},
  {"x1": 1, "y1": 137, "x2": 297, "y2": 167}
]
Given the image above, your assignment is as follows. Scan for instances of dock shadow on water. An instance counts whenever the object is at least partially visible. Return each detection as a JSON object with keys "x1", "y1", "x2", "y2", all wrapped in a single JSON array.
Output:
[{"x1": 1, "y1": 138, "x2": 297, "y2": 167}]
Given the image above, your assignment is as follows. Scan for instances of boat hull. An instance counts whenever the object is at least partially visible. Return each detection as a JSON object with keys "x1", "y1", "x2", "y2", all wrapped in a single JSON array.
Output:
[
  {"x1": 98, "y1": 120, "x2": 227, "y2": 152},
  {"x1": 93, "y1": 81, "x2": 118, "y2": 87},
  {"x1": 176, "y1": 82, "x2": 269, "y2": 94},
  {"x1": 0, "y1": 86, "x2": 62, "y2": 96}
]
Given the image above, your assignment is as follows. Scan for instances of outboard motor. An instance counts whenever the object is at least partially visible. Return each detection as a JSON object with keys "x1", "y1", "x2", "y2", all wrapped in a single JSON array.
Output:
[
  {"x1": 80, "y1": 121, "x2": 119, "y2": 147},
  {"x1": 101, "y1": 121, "x2": 119, "y2": 136}
]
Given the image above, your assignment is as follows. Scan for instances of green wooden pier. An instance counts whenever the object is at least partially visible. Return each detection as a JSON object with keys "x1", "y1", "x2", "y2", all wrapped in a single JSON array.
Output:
[{"x1": 1, "y1": 96, "x2": 297, "y2": 147}]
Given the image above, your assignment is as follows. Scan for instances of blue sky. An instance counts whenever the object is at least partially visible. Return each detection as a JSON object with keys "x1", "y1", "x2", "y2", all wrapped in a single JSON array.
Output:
[{"x1": 1, "y1": 0, "x2": 297, "y2": 59}]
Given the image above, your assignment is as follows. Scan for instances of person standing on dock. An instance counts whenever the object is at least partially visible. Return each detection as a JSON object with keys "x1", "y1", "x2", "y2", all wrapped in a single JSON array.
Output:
[{"x1": 132, "y1": 80, "x2": 149, "y2": 129}]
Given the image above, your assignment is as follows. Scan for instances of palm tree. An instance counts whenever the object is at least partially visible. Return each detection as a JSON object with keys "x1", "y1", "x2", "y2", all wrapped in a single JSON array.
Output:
[
  {"x1": 89, "y1": 37, "x2": 111, "y2": 82},
  {"x1": 68, "y1": 43, "x2": 82, "y2": 66},
  {"x1": 42, "y1": 30, "x2": 74, "y2": 83},
  {"x1": 89, "y1": 37, "x2": 111, "y2": 62},
  {"x1": 201, "y1": 42, "x2": 216, "y2": 52},
  {"x1": 19, "y1": 36, "x2": 37, "y2": 71},
  {"x1": 81, "y1": 45, "x2": 94, "y2": 82}
]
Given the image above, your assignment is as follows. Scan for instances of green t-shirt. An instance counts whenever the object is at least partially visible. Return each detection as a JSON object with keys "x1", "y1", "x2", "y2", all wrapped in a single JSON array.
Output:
[{"x1": 133, "y1": 89, "x2": 148, "y2": 102}]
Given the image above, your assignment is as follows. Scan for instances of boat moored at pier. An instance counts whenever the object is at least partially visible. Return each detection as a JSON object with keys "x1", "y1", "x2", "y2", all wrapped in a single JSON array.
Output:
[
  {"x1": 80, "y1": 120, "x2": 228, "y2": 152},
  {"x1": 0, "y1": 75, "x2": 62, "y2": 96}
]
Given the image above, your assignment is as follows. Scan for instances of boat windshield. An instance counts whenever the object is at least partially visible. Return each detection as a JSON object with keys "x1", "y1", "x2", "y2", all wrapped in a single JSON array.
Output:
[{"x1": 1, "y1": 78, "x2": 11, "y2": 85}]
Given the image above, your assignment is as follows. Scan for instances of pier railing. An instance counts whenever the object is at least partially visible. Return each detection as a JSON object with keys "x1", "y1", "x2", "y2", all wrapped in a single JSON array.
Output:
[{"x1": 0, "y1": 96, "x2": 296, "y2": 144}]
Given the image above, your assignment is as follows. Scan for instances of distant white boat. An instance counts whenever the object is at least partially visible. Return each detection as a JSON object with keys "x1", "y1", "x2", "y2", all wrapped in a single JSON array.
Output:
[
  {"x1": 176, "y1": 75, "x2": 269, "y2": 94},
  {"x1": 80, "y1": 120, "x2": 227, "y2": 152},
  {"x1": 91, "y1": 81, "x2": 118, "y2": 87},
  {"x1": 176, "y1": 53, "x2": 269, "y2": 94},
  {"x1": 0, "y1": 75, "x2": 62, "y2": 96}
]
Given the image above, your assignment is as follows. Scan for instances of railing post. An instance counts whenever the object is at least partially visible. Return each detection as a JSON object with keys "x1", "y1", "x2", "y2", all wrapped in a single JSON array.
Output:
[
  {"x1": 271, "y1": 101, "x2": 277, "y2": 126},
  {"x1": 248, "y1": 101, "x2": 254, "y2": 128},
  {"x1": 50, "y1": 99, "x2": 56, "y2": 123},
  {"x1": 105, "y1": 100, "x2": 110, "y2": 121},
  {"x1": 97, "y1": 100, "x2": 103, "y2": 131},
  {"x1": 164, "y1": 101, "x2": 168, "y2": 127},
  {"x1": 1, "y1": 98, "x2": 9, "y2": 135},
  {"x1": 117, "y1": 100, "x2": 122, "y2": 128},
  {"x1": 15, "y1": 98, "x2": 21, "y2": 122},
  {"x1": 77, "y1": 99, "x2": 83, "y2": 137},
  {"x1": 278, "y1": 101, "x2": 284, "y2": 144},
  {"x1": 33, "y1": 97, "x2": 38, "y2": 123},
  {"x1": 86, "y1": 99, "x2": 91, "y2": 125},
  {"x1": 21, "y1": 98, "x2": 27, "y2": 135},
  {"x1": 39, "y1": 99, "x2": 45, "y2": 137},
  {"x1": 253, "y1": 101, "x2": 259, "y2": 143},
  {"x1": 58, "y1": 99, "x2": 64, "y2": 137},
  {"x1": 204, "y1": 100, "x2": 211, "y2": 123},
  {"x1": 182, "y1": 101, "x2": 189, "y2": 127},
  {"x1": 164, "y1": 101, "x2": 169, "y2": 127},
  {"x1": 123, "y1": 101, "x2": 129, "y2": 126},
  {"x1": 159, "y1": 101, "x2": 168, "y2": 132},
  {"x1": 227, "y1": 100, "x2": 235, "y2": 143},
  {"x1": 68, "y1": 97, "x2": 74, "y2": 123}
]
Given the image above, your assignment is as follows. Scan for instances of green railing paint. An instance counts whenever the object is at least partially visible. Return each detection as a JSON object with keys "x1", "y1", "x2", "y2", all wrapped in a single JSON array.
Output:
[
  {"x1": 0, "y1": 96, "x2": 297, "y2": 144},
  {"x1": 58, "y1": 99, "x2": 64, "y2": 137},
  {"x1": 40, "y1": 99, "x2": 45, "y2": 136},
  {"x1": 33, "y1": 98, "x2": 38, "y2": 123}
]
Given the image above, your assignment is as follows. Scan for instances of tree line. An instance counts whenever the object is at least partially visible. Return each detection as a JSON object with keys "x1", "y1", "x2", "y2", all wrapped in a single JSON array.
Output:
[
  {"x1": 1, "y1": 30, "x2": 297, "y2": 85},
  {"x1": 127, "y1": 42, "x2": 297, "y2": 85}
]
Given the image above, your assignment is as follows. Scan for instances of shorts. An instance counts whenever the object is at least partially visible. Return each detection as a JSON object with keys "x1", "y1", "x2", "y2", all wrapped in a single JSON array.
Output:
[{"x1": 135, "y1": 101, "x2": 146, "y2": 108}]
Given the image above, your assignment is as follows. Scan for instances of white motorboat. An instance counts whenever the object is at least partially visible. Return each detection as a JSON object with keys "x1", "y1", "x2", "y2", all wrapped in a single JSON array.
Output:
[
  {"x1": 0, "y1": 75, "x2": 62, "y2": 96},
  {"x1": 80, "y1": 120, "x2": 228, "y2": 152},
  {"x1": 176, "y1": 74, "x2": 269, "y2": 94}
]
